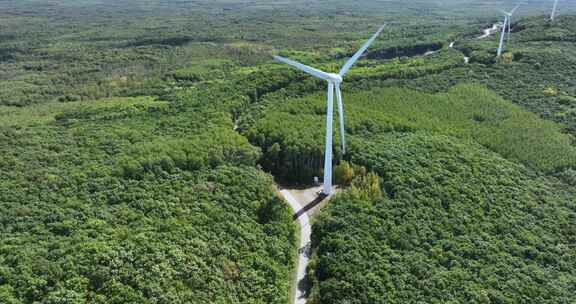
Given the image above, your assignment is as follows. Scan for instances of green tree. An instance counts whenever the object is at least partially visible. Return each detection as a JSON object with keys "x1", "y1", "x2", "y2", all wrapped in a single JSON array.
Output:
[
  {"x1": 350, "y1": 171, "x2": 382, "y2": 200},
  {"x1": 334, "y1": 161, "x2": 355, "y2": 186}
]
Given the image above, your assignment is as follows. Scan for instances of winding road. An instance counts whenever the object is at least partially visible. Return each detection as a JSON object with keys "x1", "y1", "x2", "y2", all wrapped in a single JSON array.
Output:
[
  {"x1": 450, "y1": 23, "x2": 500, "y2": 64},
  {"x1": 478, "y1": 23, "x2": 500, "y2": 39}
]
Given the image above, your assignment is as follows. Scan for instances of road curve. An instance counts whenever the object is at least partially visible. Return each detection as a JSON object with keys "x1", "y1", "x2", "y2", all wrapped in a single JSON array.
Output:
[
  {"x1": 280, "y1": 189, "x2": 311, "y2": 304},
  {"x1": 478, "y1": 23, "x2": 499, "y2": 39}
]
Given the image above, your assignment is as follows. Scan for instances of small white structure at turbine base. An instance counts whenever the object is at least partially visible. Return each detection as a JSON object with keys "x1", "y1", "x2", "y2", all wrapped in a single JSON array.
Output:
[{"x1": 274, "y1": 24, "x2": 386, "y2": 195}]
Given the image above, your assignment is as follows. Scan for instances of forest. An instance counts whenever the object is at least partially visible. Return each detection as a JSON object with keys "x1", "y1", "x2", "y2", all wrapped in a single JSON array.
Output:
[
  {"x1": 1, "y1": 0, "x2": 576, "y2": 303},
  {"x1": 0, "y1": 93, "x2": 297, "y2": 303},
  {"x1": 310, "y1": 133, "x2": 576, "y2": 303}
]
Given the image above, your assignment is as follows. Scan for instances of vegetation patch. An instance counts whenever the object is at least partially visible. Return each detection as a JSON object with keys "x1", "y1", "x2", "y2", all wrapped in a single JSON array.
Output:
[
  {"x1": 0, "y1": 88, "x2": 295, "y2": 303},
  {"x1": 245, "y1": 83, "x2": 576, "y2": 183},
  {"x1": 309, "y1": 132, "x2": 576, "y2": 303}
]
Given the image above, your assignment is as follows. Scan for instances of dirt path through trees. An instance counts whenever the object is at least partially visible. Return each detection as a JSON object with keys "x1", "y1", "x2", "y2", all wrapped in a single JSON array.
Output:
[
  {"x1": 279, "y1": 186, "x2": 336, "y2": 304},
  {"x1": 478, "y1": 23, "x2": 500, "y2": 39}
]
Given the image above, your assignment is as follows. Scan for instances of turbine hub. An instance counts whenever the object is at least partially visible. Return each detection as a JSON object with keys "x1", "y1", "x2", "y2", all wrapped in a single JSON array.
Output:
[{"x1": 328, "y1": 73, "x2": 343, "y2": 84}]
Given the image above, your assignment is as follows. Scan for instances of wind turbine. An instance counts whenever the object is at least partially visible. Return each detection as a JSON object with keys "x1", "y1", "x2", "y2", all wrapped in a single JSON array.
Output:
[
  {"x1": 551, "y1": 0, "x2": 559, "y2": 21},
  {"x1": 274, "y1": 24, "x2": 386, "y2": 195},
  {"x1": 502, "y1": 4, "x2": 520, "y2": 41},
  {"x1": 497, "y1": 4, "x2": 520, "y2": 57}
]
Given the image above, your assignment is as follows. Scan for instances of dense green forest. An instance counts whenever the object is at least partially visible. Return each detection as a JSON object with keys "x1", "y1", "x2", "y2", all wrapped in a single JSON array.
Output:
[
  {"x1": 1, "y1": 0, "x2": 576, "y2": 303},
  {"x1": 0, "y1": 93, "x2": 297, "y2": 302},
  {"x1": 310, "y1": 133, "x2": 576, "y2": 303}
]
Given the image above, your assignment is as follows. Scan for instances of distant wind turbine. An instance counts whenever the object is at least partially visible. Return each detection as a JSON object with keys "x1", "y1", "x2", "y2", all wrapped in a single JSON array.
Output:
[
  {"x1": 274, "y1": 24, "x2": 386, "y2": 195},
  {"x1": 497, "y1": 4, "x2": 520, "y2": 57},
  {"x1": 551, "y1": 0, "x2": 559, "y2": 21},
  {"x1": 502, "y1": 4, "x2": 520, "y2": 41}
]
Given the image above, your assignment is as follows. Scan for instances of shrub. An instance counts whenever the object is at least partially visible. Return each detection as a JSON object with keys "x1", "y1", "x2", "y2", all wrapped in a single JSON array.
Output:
[
  {"x1": 543, "y1": 86, "x2": 559, "y2": 97},
  {"x1": 333, "y1": 160, "x2": 355, "y2": 186}
]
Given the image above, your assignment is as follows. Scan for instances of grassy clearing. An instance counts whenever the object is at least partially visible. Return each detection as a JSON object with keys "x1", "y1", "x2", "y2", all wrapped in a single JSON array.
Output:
[
  {"x1": 346, "y1": 83, "x2": 576, "y2": 172},
  {"x1": 0, "y1": 97, "x2": 165, "y2": 127}
]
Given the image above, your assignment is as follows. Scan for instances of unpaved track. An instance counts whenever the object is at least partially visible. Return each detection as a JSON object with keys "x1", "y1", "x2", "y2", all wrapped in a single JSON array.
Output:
[
  {"x1": 280, "y1": 185, "x2": 336, "y2": 304},
  {"x1": 280, "y1": 189, "x2": 311, "y2": 304},
  {"x1": 478, "y1": 23, "x2": 499, "y2": 39},
  {"x1": 450, "y1": 23, "x2": 498, "y2": 64}
]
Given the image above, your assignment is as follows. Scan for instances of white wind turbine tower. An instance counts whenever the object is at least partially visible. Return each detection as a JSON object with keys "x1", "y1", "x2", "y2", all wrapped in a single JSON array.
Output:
[
  {"x1": 497, "y1": 4, "x2": 520, "y2": 57},
  {"x1": 274, "y1": 24, "x2": 386, "y2": 195},
  {"x1": 551, "y1": 0, "x2": 559, "y2": 21}
]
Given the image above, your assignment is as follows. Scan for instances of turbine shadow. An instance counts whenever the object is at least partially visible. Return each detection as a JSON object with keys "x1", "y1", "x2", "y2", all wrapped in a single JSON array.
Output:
[
  {"x1": 297, "y1": 272, "x2": 311, "y2": 296},
  {"x1": 293, "y1": 194, "x2": 327, "y2": 220}
]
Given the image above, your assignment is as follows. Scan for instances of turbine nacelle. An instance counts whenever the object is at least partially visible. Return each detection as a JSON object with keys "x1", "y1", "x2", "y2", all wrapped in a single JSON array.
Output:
[
  {"x1": 327, "y1": 73, "x2": 343, "y2": 84},
  {"x1": 504, "y1": 4, "x2": 520, "y2": 16}
]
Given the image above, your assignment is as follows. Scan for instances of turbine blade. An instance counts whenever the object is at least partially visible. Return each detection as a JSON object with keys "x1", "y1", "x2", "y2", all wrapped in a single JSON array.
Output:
[
  {"x1": 508, "y1": 16, "x2": 512, "y2": 40},
  {"x1": 335, "y1": 84, "x2": 346, "y2": 154},
  {"x1": 274, "y1": 56, "x2": 332, "y2": 81},
  {"x1": 510, "y1": 4, "x2": 521, "y2": 14},
  {"x1": 339, "y1": 24, "x2": 386, "y2": 77}
]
